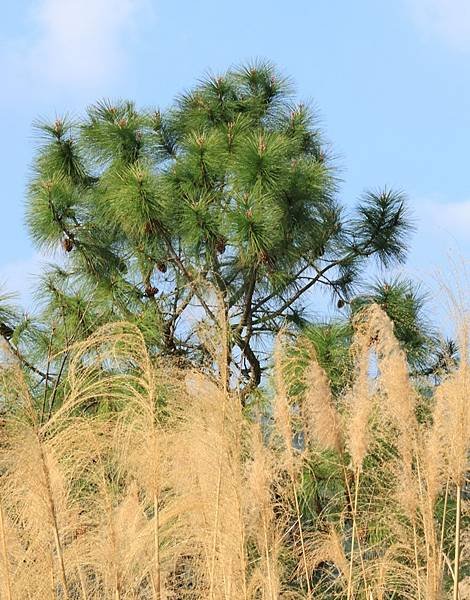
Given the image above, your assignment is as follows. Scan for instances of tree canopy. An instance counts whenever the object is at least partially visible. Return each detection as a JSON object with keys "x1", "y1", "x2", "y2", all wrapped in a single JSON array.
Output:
[{"x1": 2, "y1": 61, "x2": 434, "y2": 404}]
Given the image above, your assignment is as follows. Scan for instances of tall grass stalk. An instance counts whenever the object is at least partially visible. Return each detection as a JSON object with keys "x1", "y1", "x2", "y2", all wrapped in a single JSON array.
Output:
[
  {"x1": 346, "y1": 468, "x2": 360, "y2": 600},
  {"x1": 0, "y1": 501, "x2": 12, "y2": 600},
  {"x1": 274, "y1": 334, "x2": 312, "y2": 597},
  {"x1": 454, "y1": 483, "x2": 462, "y2": 600},
  {"x1": 0, "y1": 307, "x2": 467, "y2": 599}
]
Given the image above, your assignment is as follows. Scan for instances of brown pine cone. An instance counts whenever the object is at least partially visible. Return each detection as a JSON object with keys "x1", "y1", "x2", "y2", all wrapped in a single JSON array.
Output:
[
  {"x1": 62, "y1": 238, "x2": 74, "y2": 252},
  {"x1": 259, "y1": 250, "x2": 271, "y2": 265},
  {"x1": 0, "y1": 322, "x2": 13, "y2": 339},
  {"x1": 215, "y1": 237, "x2": 226, "y2": 254},
  {"x1": 156, "y1": 261, "x2": 167, "y2": 273},
  {"x1": 145, "y1": 285, "x2": 158, "y2": 298}
]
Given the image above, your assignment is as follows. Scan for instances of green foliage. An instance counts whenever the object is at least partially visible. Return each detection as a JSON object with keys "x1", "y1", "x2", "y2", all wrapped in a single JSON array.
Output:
[
  {"x1": 351, "y1": 277, "x2": 436, "y2": 370},
  {"x1": 16, "y1": 61, "x2": 419, "y2": 401},
  {"x1": 100, "y1": 161, "x2": 162, "y2": 239},
  {"x1": 26, "y1": 174, "x2": 78, "y2": 249},
  {"x1": 350, "y1": 189, "x2": 413, "y2": 267},
  {"x1": 302, "y1": 322, "x2": 354, "y2": 394}
]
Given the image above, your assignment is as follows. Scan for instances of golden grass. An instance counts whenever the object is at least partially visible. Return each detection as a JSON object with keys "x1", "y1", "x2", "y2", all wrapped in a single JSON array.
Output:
[{"x1": 0, "y1": 308, "x2": 468, "y2": 599}]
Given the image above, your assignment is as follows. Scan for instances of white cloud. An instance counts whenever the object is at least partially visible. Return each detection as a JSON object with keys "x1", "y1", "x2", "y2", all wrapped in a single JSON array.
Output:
[
  {"x1": 0, "y1": 0, "x2": 152, "y2": 95},
  {"x1": 406, "y1": 0, "x2": 470, "y2": 49},
  {"x1": 30, "y1": 0, "x2": 147, "y2": 87},
  {"x1": 403, "y1": 197, "x2": 470, "y2": 279},
  {"x1": 425, "y1": 199, "x2": 470, "y2": 236}
]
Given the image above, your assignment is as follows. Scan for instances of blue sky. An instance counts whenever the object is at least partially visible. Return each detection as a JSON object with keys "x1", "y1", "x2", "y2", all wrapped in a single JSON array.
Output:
[{"x1": 0, "y1": 0, "x2": 469, "y2": 323}]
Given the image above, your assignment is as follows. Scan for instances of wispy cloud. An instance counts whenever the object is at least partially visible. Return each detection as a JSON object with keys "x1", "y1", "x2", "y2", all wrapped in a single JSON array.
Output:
[
  {"x1": 403, "y1": 197, "x2": 470, "y2": 275},
  {"x1": 406, "y1": 0, "x2": 470, "y2": 49},
  {"x1": 1, "y1": 0, "x2": 153, "y2": 96},
  {"x1": 425, "y1": 199, "x2": 470, "y2": 236},
  {"x1": 31, "y1": 0, "x2": 148, "y2": 87}
]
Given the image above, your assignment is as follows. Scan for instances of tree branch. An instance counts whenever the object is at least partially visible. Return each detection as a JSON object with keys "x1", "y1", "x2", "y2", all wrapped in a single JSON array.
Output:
[
  {"x1": 252, "y1": 259, "x2": 344, "y2": 325},
  {"x1": 238, "y1": 339, "x2": 261, "y2": 406},
  {"x1": 2, "y1": 336, "x2": 50, "y2": 380},
  {"x1": 157, "y1": 226, "x2": 217, "y2": 323}
]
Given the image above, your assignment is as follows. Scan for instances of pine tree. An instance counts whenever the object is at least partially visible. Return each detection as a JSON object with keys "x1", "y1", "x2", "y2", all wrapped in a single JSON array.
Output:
[
  {"x1": 286, "y1": 277, "x2": 439, "y2": 400},
  {"x1": 19, "y1": 61, "x2": 416, "y2": 403}
]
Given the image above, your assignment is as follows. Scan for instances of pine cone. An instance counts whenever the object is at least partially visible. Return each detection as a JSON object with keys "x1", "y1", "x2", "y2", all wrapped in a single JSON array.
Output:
[
  {"x1": 337, "y1": 298, "x2": 345, "y2": 309},
  {"x1": 156, "y1": 261, "x2": 167, "y2": 273},
  {"x1": 259, "y1": 250, "x2": 272, "y2": 265},
  {"x1": 215, "y1": 237, "x2": 226, "y2": 254},
  {"x1": 0, "y1": 322, "x2": 13, "y2": 339},
  {"x1": 62, "y1": 237, "x2": 74, "y2": 252},
  {"x1": 145, "y1": 285, "x2": 158, "y2": 298}
]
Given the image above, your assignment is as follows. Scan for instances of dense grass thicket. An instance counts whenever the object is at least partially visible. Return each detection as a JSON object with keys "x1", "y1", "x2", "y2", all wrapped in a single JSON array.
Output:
[{"x1": 0, "y1": 303, "x2": 468, "y2": 599}]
